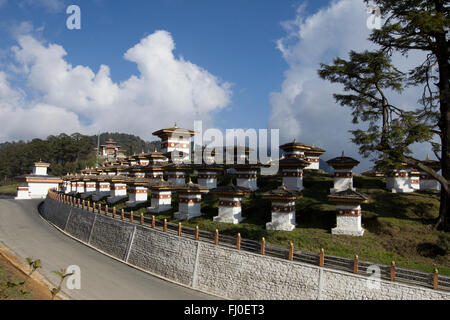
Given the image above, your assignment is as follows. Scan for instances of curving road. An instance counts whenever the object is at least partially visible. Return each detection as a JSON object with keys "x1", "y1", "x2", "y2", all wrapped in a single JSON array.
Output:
[{"x1": 0, "y1": 198, "x2": 216, "y2": 300}]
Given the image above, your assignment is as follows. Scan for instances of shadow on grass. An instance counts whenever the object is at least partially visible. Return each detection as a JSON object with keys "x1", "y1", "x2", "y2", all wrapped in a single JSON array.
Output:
[{"x1": 362, "y1": 191, "x2": 439, "y2": 225}]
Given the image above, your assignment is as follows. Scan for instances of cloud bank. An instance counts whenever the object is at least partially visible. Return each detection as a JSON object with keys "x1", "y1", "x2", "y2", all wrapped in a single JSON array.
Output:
[
  {"x1": 0, "y1": 30, "x2": 232, "y2": 142},
  {"x1": 269, "y1": 0, "x2": 433, "y2": 171}
]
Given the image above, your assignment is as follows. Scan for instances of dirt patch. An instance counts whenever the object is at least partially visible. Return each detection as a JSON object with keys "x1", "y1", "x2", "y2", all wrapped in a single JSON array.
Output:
[{"x1": 0, "y1": 246, "x2": 64, "y2": 300}]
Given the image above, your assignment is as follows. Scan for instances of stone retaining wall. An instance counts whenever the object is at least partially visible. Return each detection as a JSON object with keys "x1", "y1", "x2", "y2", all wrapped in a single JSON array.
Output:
[{"x1": 41, "y1": 197, "x2": 450, "y2": 300}]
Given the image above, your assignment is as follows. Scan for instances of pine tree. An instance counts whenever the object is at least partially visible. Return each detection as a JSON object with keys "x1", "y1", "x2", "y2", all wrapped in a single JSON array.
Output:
[{"x1": 318, "y1": 0, "x2": 449, "y2": 231}]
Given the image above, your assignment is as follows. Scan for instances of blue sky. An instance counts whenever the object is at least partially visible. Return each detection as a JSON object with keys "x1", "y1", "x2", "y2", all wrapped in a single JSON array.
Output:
[
  {"x1": 1, "y1": 0, "x2": 321, "y2": 129},
  {"x1": 0, "y1": 0, "x2": 435, "y2": 172}
]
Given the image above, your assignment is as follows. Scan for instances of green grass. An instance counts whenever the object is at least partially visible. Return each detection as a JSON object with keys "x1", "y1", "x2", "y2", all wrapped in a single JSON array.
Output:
[
  {"x1": 74, "y1": 172, "x2": 450, "y2": 276},
  {"x1": 0, "y1": 264, "x2": 29, "y2": 300},
  {"x1": 0, "y1": 184, "x2": 17, "y2": 195}
]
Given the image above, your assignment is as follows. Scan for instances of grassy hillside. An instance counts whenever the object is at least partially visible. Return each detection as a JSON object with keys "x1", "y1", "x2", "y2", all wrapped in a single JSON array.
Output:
[{"x1": 100, "y1": 171, "x2": 449, "y2": 275}]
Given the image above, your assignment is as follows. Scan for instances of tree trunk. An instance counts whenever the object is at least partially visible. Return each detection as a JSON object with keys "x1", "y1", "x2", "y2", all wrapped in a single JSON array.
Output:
[
  {"x1": 436, "y1": 188, "x2": 450, "y2": 232},
  {"x1": 435, "y1": 26, "x2": 449, "y2": 232}
]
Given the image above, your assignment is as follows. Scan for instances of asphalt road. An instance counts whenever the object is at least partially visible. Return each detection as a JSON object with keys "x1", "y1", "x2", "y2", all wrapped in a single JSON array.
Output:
[{"x1": 0, "y1": 199, "x2": 217, "y2": 300}]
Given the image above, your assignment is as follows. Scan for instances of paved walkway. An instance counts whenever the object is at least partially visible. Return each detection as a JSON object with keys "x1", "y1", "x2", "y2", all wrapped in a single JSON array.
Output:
[{"x1": 0, "y1": 199, "x2": 216, "y2": 300}]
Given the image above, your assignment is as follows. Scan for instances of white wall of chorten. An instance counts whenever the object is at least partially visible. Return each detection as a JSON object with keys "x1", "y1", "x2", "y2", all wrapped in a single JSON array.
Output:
[
  {"x1": 174, "y1": 194, "x2": 203, "y2": 220},
  {"x1": 332, "y1": 204, "x2": 364, "y2": 237},
  {"x1": 386, "y1": 170, "x2": 414, "y2": 193},
  {"x1": 282, "y1": 169, "x2": 303, "y2": 191},
  {"x1": 197, "y1": 172, "x2": 218, "y2": 189},
  {"x1": 213, "y1": 197, "x2": 244, "y2": 224},
  {"x1": 331, "y1": 169, "x2": 354, "y2": 194},
  {"x1": 148, "y1": 191, "x2": 172, "y2": 213},
  {"x1": 266, "y1": 200, "x2": 296, "y2": 231}
]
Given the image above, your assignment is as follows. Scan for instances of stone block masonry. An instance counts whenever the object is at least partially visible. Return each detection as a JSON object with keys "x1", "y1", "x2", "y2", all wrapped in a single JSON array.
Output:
[
  {"x1": 127, "y1": 225, "x2": 198, "y2": 286},
  {"x1": 89, "y1": 215, "x2": 135, "y2": 260},
  {"x1": 41, "y1": 197, "x2": 450, "y2": 300}
]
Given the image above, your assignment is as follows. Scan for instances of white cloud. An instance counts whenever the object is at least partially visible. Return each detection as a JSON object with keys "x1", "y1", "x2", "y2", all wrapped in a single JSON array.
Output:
[
  {"x1": 269, "y1": 0, "x2": 434, "y2": 171},
  {"x1": 0, "y1": 30, "x2": 232, "y2": 143},
  {"x1": 21, "y1": 0, "x2": 65, "y2": 13}
]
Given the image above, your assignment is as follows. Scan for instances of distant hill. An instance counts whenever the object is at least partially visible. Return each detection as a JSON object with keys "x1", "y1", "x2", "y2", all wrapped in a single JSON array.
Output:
[
  {"x1": 0, "y1": 132, "x2": 333, "y2": 183},
  {"x1": 0, "y1": 132, "x2": 161, "y2": 183}
]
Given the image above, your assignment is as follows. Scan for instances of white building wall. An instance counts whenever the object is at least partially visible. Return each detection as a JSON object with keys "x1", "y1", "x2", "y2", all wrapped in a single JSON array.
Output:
[{"x1": 213, "y1": 197, "x2": 244, "y2": 224}]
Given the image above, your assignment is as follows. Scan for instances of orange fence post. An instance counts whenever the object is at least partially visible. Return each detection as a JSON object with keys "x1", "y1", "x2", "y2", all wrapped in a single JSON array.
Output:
[
  {"x1": 77, "y1": 198, "x2": 81, "y2": 208},
  {"x1": 105, "y1": 205, "x2": 108, "y2": 216},
  {"x1": 236, "y1": 233, "x2": 241, "y2": 250},
  {"x1": 82, "y1": 200, "x2": 85, "y2": 210},
  {"x1": 140, "y1": 214, "x2": 144, "y2": 225},
  {"x1": 354, "y1": 255, "x2": 359, "y2": 274},
  {"x1": 152, "y1": 216, "x2": 155, "y2": 228},
  {"x1": 261, "y1": 237, "x2": 266, "y2": 255},
  {"x1": 98, "y1": 203, "x2": 102, "y2": 214},
  {"x1": 112, "y1": 207, "x2": 116, "y2": 218},
  {"x1": 319, "y1": 248, "x2": 325, "y2": 267},
  {"x1": 121, "y1": 209, "x2": 124, "y2": 220},
  {"x1": 214, "y1": 229, "x2": 219, "y2": 245},
  {"x1": 289, "y1": 242, "x2": 294, "y2": 261},
  {"x1": 433, "y1": 268, "x2": 439, "y2": 290},
  {"x1": 87, "y1": 201, "x2": 90, "y2": 211},
  {"x1": 390, "y1": 261, "x2": 396, "y2": 281},
  {"x1": 163, "y1": 219, "x2": 167, "y2": 232},
  {"x1": 178, "y1": 223, "x2": 182, "y2": 237},
  {"x1": 130, "y1": 211, "x2": 134, "y2": 223},
  {"x1": 195, "y1": 226, "x2": 199, "y2": 240},
  {"x1": 92, "y1": 202, "x2": 96, "y2": 213}
]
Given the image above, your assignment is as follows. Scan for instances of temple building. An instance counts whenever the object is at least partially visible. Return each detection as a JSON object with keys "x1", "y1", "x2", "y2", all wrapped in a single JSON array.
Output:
[
  {"x1": 279, "y1": 156, "x2": 310, "y2": 191},
  {"x1": 100, "y1": 138, "x2": 126, "y2": 161},
  {"x1": 279, "y1": 139, "x2": 310, "y2": 159},
  {"x1": 279, "y1": 139, "x2": 325, "y2": 170},
  {"x1": 194, "y1": 164, "x2": 224, "y2": 189},
  {"x1": 173, "y1": 178, "x2": 209, "y2": 220},
  {"x1": 420, "y1": 155, "x2": 441, "y2": 191},
  {"x1": 92, "y1": 176, "x2": 111, "y2": 201},
  {"x1": 326, "y1": 152, "x2": 360, "y2": 194},
  {"x1": 153, "y1": 123, "x2": 195, "y2": 163},
  {"x1": 106, "y1": 176, "x2": 128, "y2": 205},
  {"x1": 126, "y1": 177, "x2": 152, "y2": 208},
  {"x1": 410, "y1": 170, "x2": 421, "y2": 191},
  {"x1": 304, "y1": 145, "x2": 326, "y2": 170},
  {"x1": 261, "y1": 183, "x2": 302, "y2": 231},
  {"x1": 15, "y1": 162, "x2": 62, "y2": 200},
  {"x1": 386, "y1": 167, "x2": 415, "y2": 193},
  {"x1": 147, "y1": 178, "x2": 174, "y2": 213},
  {"x1": 328, "y1": 189, "x2": 368, "y2": 237},
  {"x1": 228, "y1": 163, "x2": 260, "y2": 191},
  {"x1": 164, "y1": 163, "x2": 189, "y2": 185},
  {"x1": 210, "y1": 183, "x2": 251, "y2": 224}
]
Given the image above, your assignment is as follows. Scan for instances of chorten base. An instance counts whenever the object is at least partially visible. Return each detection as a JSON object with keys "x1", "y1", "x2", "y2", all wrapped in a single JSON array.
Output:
[
  {"x1": 266, "y1": 221, "x2": 295, "y2": 231},
  {"x1": 332, "y1": 227, "x2": 365, "y2": 237},
  {"x1": 213, "y1": 208, "x2": 244, "y2": 224}
]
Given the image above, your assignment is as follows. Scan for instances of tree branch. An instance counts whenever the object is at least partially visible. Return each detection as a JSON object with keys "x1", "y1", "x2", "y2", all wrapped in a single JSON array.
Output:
[{"x1": 403, "y1": 156, "x2": 449, "y2": 193}]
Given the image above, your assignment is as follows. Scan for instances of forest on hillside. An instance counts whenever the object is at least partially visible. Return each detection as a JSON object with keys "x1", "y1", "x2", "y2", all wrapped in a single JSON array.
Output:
[{"x1": 0, "y1": 133, "x2": 159, "y2": 184}]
